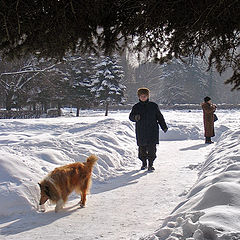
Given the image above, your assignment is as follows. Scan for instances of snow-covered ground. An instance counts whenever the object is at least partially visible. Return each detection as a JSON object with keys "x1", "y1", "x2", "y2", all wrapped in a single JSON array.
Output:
[{"x1": 0, "y1": 109, "x2": 239, "y2": 240}]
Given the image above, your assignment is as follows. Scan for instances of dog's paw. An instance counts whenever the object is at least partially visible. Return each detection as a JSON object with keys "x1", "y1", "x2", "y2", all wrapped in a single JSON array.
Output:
[
  {"x1": 38, "y1": 205, "x2": 46, "y2": 212},
  {"x1": 79, "y1": 203, "x2": 85, "y2": 208}
]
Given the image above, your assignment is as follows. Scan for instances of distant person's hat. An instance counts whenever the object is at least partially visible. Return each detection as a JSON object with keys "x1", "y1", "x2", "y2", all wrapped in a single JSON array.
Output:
[
  {"x1": 137, "y1": 88, "x2": 150, "y2": 97},
  {"x1": 204, "y1": 96, "x2": 211, "y2": 102}
]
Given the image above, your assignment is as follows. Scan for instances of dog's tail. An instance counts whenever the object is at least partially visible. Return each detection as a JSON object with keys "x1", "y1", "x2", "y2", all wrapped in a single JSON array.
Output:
[{"x1": 86, "y1": 154, "x2": 98, "y2": 167}]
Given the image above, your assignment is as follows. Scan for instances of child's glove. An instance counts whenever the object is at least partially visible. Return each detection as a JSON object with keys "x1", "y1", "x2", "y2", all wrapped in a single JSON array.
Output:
[
  {"x1": 163, "y1": 128, "x2": 168, "y2": 133},
  {"x1": 135, "y1": 114, "x2": 141, "y2": 121}
]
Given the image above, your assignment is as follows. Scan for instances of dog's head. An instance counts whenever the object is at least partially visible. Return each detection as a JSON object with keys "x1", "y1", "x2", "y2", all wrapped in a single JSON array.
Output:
[{"x1": 38, "y1": 182, "x2": 51, "y2": 205}]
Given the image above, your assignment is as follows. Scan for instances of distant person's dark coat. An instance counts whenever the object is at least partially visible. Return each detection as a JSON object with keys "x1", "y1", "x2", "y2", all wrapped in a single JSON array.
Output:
[
  {"x1": 129, "y1": 100, "x2": 167, "y2": 146},
  {"x1": 201, "y1": 102, "x2": 216, "y2": 137}
]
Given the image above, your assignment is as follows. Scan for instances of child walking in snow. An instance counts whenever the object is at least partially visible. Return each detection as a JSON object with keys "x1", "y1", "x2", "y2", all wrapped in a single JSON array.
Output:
[{"x1": 129, "y1": 88, "x2": 168, "y2": 171}]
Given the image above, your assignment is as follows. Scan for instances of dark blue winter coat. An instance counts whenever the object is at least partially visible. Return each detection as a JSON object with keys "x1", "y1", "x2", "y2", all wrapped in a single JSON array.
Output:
[{"x1": 129, "y1": 100, "x2": 167, "y2": 146}]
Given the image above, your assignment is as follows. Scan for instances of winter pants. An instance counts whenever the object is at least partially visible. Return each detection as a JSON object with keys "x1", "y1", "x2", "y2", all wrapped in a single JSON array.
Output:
[{"x1": 138, "y1": 144, "x2": 157, "y2": 167}]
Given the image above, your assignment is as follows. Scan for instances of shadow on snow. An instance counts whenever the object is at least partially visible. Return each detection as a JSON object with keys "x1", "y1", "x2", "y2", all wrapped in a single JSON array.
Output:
[{"x1": 0, "y1": 169, "x2": 147, "y2": 236}]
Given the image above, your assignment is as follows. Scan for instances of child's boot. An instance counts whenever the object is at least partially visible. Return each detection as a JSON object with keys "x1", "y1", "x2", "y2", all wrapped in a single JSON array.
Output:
[
  {"x1": 148, "y1": 159, "x2": 155, "y2": 171},
  {"x1": 141, "y1": 159, "x2": 147, "y2": 170}
]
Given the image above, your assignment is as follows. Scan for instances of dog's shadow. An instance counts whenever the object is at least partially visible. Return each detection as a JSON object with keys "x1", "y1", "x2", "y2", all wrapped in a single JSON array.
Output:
[
  {"x1": 0, "y1": 170, "x2": 147, "y2": 236},
  {"x1": 0, "y1": 207, "x2": 80, "y2": 236}
]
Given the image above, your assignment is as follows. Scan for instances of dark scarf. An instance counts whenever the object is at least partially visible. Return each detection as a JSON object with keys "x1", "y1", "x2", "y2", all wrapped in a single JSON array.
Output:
[{"x1": 139, "y1": 99, "x2": 149, "y2": 104}]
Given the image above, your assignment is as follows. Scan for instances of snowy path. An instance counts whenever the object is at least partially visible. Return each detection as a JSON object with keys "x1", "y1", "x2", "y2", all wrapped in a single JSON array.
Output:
[{"x1": 0, "y1": 140, "x2": 214, "y2": 240}]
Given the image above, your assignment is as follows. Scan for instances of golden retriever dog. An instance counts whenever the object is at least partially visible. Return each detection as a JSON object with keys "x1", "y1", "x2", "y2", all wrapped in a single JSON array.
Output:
[{"x1": 38, "y1": 155, "x2": 98, "y2": 212}]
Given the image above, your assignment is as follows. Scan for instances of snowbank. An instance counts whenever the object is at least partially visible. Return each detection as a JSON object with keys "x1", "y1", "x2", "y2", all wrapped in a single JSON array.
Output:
[
  {"x1": 1, "y1": 109, "x2": 240, "y2": 239},
  {"x1": 144, "y1": 129, "x2": 240, "y2": 240},
  {"x1": 0, "y1": 116, "x2": 137, "y2": 217},
  {"x1": 0, "y1": 110, "x2": 211, "y2": 218}
]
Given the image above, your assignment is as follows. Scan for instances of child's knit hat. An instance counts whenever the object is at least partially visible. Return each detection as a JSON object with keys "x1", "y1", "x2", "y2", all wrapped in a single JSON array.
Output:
[{"x1": 137, "y1": 87, "x2": 150, "y2": 97}]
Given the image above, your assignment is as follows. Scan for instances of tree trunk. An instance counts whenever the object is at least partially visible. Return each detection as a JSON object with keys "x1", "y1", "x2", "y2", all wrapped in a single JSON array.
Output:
[
  {"x1": 57, "y1": 102, "x2": 61, "y2": 116},
  {"x1": 32, "y1": 102, "x2": 36, "y2": 111},
  {"x1": 5, "y1": 91, "x2": 14, "y2": 110},
  {"x1": 43, "y1": 103, "x2": 48, "y2": 113},
  {"x1": 105, "y1": 102, "x2": 109, "y2": 116},
  {"x1": 76, "y1": 106, "x2": 80, "y2": 117}
]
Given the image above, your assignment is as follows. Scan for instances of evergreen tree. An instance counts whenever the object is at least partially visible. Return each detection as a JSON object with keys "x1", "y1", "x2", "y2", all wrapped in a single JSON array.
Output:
[
  {"x1": 91, "y1": 55, "x2": 126, "y2": 115},
  {"x1": 61, "y1": 55, "x2": 98, "y2": 116},
  {"x1": 73, "y1": 55, "x2": 98, "y2": 107}
]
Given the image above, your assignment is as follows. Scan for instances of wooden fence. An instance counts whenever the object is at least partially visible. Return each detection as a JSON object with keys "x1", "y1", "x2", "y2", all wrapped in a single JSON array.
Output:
[{"x1": 0, "y1": 109, "x2": 61, "y2": 119}]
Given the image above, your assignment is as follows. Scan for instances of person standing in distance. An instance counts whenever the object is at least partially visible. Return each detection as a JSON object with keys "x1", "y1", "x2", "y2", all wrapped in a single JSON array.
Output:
[
  {"x1": 129, "y1": 87, "x2": 168, "y2": 171},
  {"x1": 201, "y1": 96, "x2": 217, "y2": 144}
]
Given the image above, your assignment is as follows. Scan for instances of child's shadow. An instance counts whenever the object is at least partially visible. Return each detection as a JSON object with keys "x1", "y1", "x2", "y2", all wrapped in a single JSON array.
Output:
[{"x1": 91, "y1": 169, "x2": 148, "y2": 194}]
